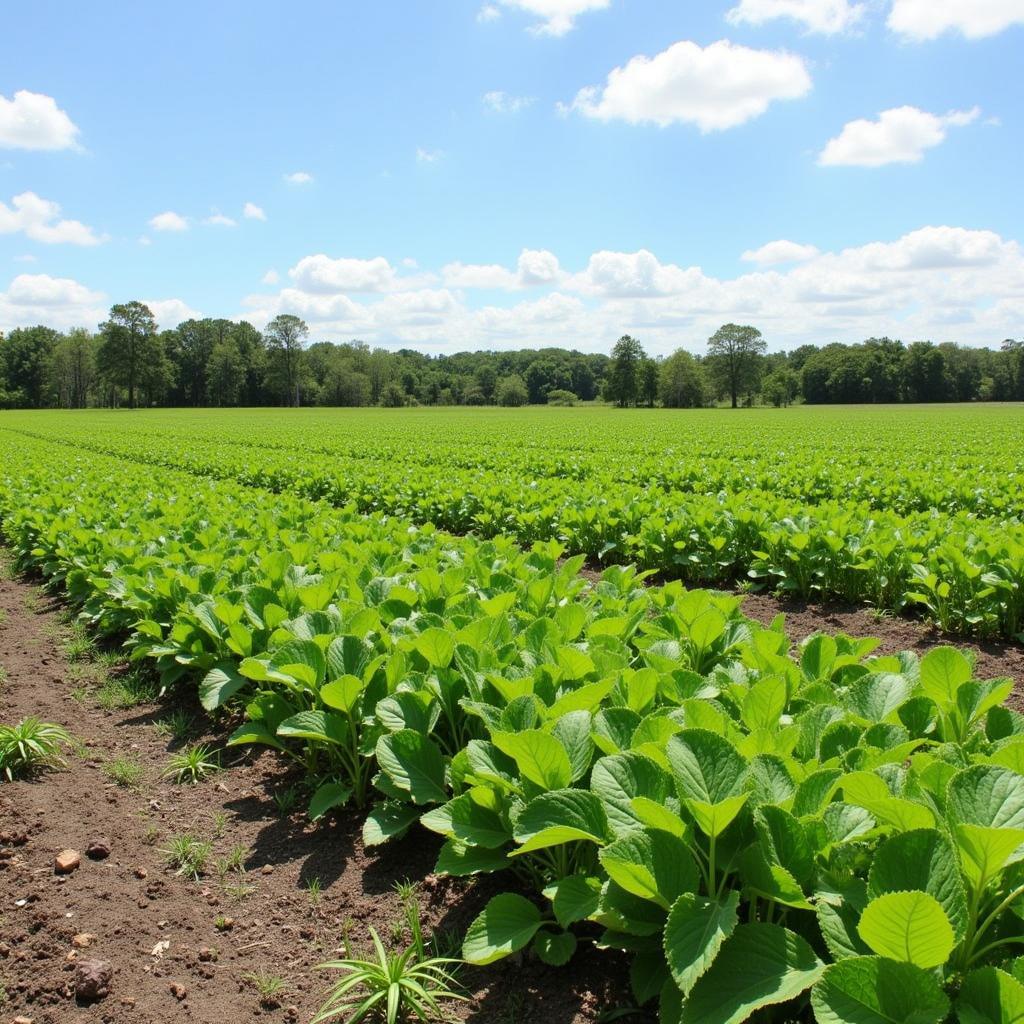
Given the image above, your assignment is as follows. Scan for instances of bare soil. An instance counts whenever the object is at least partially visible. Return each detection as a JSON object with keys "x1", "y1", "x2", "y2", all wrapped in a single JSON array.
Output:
[{"x1": 0, "y1": 562, "x2": 626, "y2": 1024}]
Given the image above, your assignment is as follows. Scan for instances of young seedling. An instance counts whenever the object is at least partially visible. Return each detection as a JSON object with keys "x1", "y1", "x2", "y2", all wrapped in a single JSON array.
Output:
[
  {"x1": 103, "y1": 755, "x2": 144, "y2": 788},
  {"x1": 96, "y1": 672, "x2": 158, "y2": 710},
  {"x1": 163, "y1": 744, "x2": 220, "y2": 784},
  {"x1": 314, "y1": 926, "x2": 465, "y2": 1024},
  {"x1": 161, "y1": 834, "x2": 212, "y2": 879},
  {"x1": 306, "y1": 876, "x2": 323, "y2": 911},
  {"x1": 0, "y1": 717, "x2": 71, "y2": 780},
  {"x1": 243, "y1": 968, "x2": 288, "y2": 1009},
  {"x1": 272, "y1": 783, "x2": 301, "y2": 816},
  {"x1": 153, "y1": 709, "x2": 194, "y2": 742}
]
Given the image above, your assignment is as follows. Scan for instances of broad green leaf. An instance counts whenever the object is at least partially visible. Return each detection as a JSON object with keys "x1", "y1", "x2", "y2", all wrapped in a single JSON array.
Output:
[
  {"x1": 320, "y1": 674, "x2": 363, "y2": 714},
  {"x1": 846, "y1": 673, "x2": 914, "y2": 724},
  {"x1": 555, "y1": 645, "x2": 595, "y2": 681},
  {"x1": 738, "y1": 846, "x2": 813, "y2": 910},
  {"x1": 277, "y1": 710, "x2": 347, "y2": 745},
  {"x1": 688, "y1": 793, "x2": 749, "y2": 838},
  {"x1": 630, "y1": 796, "x2": 687, "y2": 838},
  {"x1": 816, "y1": 883, "x2": 871, "y2": 961},
  {"x1": 667, "y1": 729, "x2": 747, "y2": 805},
  {"x1": 663, "y1": 891, "x2": 739, "y2": 998},
  {"x1": 421, "y1": 791, "x2": 511, "y2": 848},
  {"x1": 811, "y1": 956, "x2": 951, "y2": 1024},
  {"x1": 867, "y1": 829, "x2": 967, "y2": 940},
  {"x1": 857, "y1": 891, "x2": 954, "y2": 969},
  {"x1": 919, "y1": 646, "x2": 972, "y2": 706},
  {"x1": 374, "y1": 729, "x2": 447, "y2": 805},
  {"x1": 543, "y1": 874, "x2": 602, "y2": 928},
  {"x1": 308, "y1": 781, "x2": 351, "y2": 821},
  {"x1": 362, "y1": 801, "x2": 420, "y2": 846},
  {"x1": 463, "y1": 893, "x2": 543, "y2": 965},
  {"x1": 270, "y1": 638, "x2": 326, "y2": 686},
  {"x1": 225, "y1": 720, "x2": 285, "y2": 751},
  {"x1": 512, "y1": 789, "x2": 608, "y2": 854},
  {"x1": 551, "y1": 710, "x2": 595, "y2": 782},
  {"x1": 435, "y1": 841, "x2": 511, "y2": 876},
  {"x1": 599, "y1": 828, "x2": 699, "y2": 909},
  {"x1": 532, "y1": 929, "x2": 577, "y2": 966},
  {"x1": 957, "y1": 966, "x2": 1024, "y2": 1024},
  {"x1": 681, "y1": 923, "x2": 824, "y2": 1024},
  {"x1": 199, "y1": 663, "x2": 247, "y2": 711},
  {"x1": 948, "y1": 765, "x2": 1024, "y2": 830},
  {"x1": 492, "y1": 729, "x2": 572, "y2": 791},
  {"x1": 590, "y1": 751, "x2": 670, "y2": 836},
  {"x1": 415, "y1": 627, "x2": 456, "y2": 669}
]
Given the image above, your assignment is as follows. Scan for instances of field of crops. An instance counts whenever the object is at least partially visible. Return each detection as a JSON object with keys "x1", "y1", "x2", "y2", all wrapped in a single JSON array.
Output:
[
  {"x1": 4, "y1": 404, "x2": 1024, "y2": 638},
  {"x1": 2, "y1": 405, "x2": 1024, "y2": 1023}
]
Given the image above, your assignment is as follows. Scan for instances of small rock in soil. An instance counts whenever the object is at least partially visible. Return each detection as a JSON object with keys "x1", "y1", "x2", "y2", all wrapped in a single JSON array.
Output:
[
  {"x1": 54, "y1": 850, "x2": 81, "y2": 874},
  {"x1": 86, "y1": 839, "x2": 112, "y2": 860},
  {"x1": 75, "y1": 958, "x2": 113, "y2": 1001},
  {"x1": 169, "y1": 982, "x2": 187, "y2": 1000},
  {"x1": 72, "y1": 933, "x2": 97, "y2": 948}
]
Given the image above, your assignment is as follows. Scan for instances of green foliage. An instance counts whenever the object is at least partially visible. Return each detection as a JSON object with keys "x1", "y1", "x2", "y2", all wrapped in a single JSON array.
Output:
[
  {"x1": 3, "y1": 410, "x2": 1024, "y2": 1023},
  {"x1": 162, "y1": 743, "x2": 221, "y2": 784},
  {"x1": 0, "y1": 717, "x2": 70, "y2": 780},
  {"x1": 314, "y1": 927, "x2": 465, "y2": 1024}
]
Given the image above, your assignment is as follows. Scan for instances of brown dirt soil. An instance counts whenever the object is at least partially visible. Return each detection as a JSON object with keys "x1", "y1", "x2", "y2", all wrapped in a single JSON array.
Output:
[{"x1": 0, "y1": 561, "x2": 630, "y2": 1024}]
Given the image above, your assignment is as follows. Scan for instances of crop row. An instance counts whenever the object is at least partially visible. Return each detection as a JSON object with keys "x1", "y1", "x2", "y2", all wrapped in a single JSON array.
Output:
[
  {"x1": 3, "y1": 415, "x2": 1023, "y2": 639},
  {"x1": 6, "y1": 405, "x2": 1024, "y2": 518},
  {"x1": 2, "y1": 432, "x2": 1024, "y2": 1022}
]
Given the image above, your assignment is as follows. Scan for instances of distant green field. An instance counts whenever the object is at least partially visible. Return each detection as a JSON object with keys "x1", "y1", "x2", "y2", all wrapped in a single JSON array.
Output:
[{"x1": 2, "y1": 402, "x2": 1023, "y2": 636}]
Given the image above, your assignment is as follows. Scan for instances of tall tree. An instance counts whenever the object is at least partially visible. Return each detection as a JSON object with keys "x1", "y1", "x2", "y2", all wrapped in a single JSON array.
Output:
[
  {"x1": 96, "y1": 301, "x2": 158, "y2": 409},
  {"x1": 0, "y1": 325, "x2": 60, "y2": 407},
  {"x1": 639, "y1": 358, "x2": 659, "y2": 407},
  {"x1": 659, "y1": 349, "x2": 706, "y2": 408},
  {"x1": 206, "y1": 337, "x2": 244, "y2": 406},
  {"x1": 606, "y1": 335, "x2": 645, "y2": 408},
  {"x1": 48, "y1": 328, "x2": 97, "y2": 408},
  {"x1": 263, "y1": 314, "x2": 309, "y2": 406},
  {"x1": 706, "y1": 324, "x2": 766, "y2": 408}
]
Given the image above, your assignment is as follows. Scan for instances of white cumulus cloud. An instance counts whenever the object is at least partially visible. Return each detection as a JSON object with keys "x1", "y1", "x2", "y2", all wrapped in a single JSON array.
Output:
[
  {"x1": 289, "y1": 254, "x2": 397, "y2": 293},
  {"x1": 443, "y1": 249, "x2": 562, "y2": 290},
  {"x1": 483, "y1": 91, "x2": 535, "y2": 113},
  {"x1": 495, "y1": 0, "x2": 610, "y2": 35},
  {"x1": 262, "y1": 269, "x2": 280, "y2": 285},
  {"x1": 284, "y1": 171, "x2": 313, "y2": 184},
  {"x1": 0, "y1": 191, "x2": 105, "y2": 246},
  {"x1": 819, "y1": 105, "x2": 980, "y2": 167},
  {"x1": 888, "y1": 0, "x2": 1024, "y2": 40},
  {"x1": 204, "y1": 212, "x2": 237, "y2": 227},
  {"x1": 416, "y1": 147, "x2": 443, "y2": 163},
  {"x1": 564, "y1": 39, "x2": 812, "y2": 132},
  {"x1": 726, "y1": 0, "x2": 865, "y2": 33},
  {"x1": 149, "y1": 211, "x2": 189, "y2": 232},
  {"x1": 0, "y1": 273, "x2": 107, "y2": 332},
  {"x1": 142, "y1": 298, "x2": 202, "y2": 329},
  {"x1": 742, "y1": 240, "x2": 821, "y2": 265},
  {"x1": 244, "y1": 202, "x2": 266, "y2": 221},
  {"x1": 0, "y1": 91, "x2": 80, "y2": 151}
]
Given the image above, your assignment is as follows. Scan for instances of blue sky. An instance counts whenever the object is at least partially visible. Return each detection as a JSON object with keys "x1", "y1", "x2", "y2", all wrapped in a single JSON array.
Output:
[{"x1": 2, "y1": 0, "x2": 1023, "y2": 353}]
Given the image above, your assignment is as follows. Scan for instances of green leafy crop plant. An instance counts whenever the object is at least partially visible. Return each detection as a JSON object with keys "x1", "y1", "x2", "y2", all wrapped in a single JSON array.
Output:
[{"x1": 2, "y1": 411, "x2": 1024, "y2": 1023}]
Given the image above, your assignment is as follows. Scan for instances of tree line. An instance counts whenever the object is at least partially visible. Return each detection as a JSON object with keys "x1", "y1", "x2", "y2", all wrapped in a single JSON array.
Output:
[{"x1": 1, "y1": 302, "x2": 1021, "y2": 409}]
